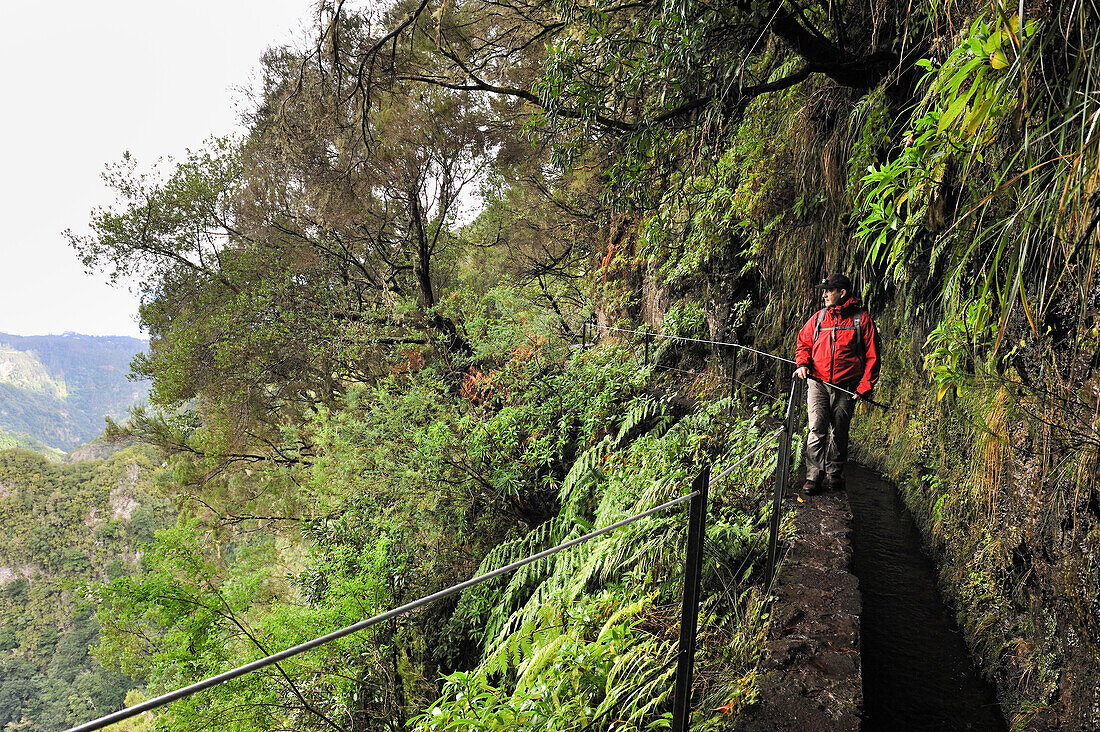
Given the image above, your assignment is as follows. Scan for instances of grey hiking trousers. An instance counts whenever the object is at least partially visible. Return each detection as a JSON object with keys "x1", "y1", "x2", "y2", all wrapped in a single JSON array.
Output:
[{"x1": 805, "y1": 379, "x2": 856, "y2": 483}]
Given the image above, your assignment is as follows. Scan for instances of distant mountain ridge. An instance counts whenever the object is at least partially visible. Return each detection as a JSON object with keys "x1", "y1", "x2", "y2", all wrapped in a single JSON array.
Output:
[{"x1": 0, "y1": 333, "x2": 149, "y2": 451}]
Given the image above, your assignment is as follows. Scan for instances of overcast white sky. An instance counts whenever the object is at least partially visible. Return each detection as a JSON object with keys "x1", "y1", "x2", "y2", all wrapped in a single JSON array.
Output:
[{"x1": 0, "y1": 1, "x2": 319, "y2": 339}]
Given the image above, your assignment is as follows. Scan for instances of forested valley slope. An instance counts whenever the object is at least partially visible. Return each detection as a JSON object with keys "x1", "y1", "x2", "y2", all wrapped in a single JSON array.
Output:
[
  {"x1": 0, "y1": 334, "x2": 158, "y2": 730},
  {"x1": 31, "y1": 0, "x2": 1100, "y2": 730},
  {"x1": 0, "y1": 333, "x2": 148, "y2": 452},
  {"x1": 0, "y1": 446, "x2": 170, "y2": 730}
]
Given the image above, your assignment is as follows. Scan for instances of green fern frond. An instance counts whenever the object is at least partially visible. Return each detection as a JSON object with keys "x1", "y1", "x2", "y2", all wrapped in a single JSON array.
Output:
[
  {"x1": 596, "y1": 594, "x2": 654, "y2": 641},
  {"x1": 514, "y1": 632, "x2": 569, "y2": 693}
]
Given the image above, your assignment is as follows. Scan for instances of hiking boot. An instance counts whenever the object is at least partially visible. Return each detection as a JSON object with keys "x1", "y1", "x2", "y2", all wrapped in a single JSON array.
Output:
[
  {"x1": 824, "y1": 474, "x2": 846, "y2": 491},
  {"x1": 802, "y1": 478, "x2": 824, "y2": 495}
]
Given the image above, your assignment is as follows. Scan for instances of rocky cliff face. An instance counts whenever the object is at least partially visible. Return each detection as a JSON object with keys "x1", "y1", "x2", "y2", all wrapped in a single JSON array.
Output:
[{"x1": 0, "y1": 446, "x2": 171, "y2": 730}]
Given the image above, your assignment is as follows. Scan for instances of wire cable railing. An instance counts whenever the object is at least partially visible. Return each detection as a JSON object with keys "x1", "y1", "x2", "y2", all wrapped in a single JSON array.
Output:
[
  {"x1": 66, "y1": 428, "x2": 785, "y2": 732},
  {"x1": 577, "y1": 317, "x2": 888, "y2": 410},
  {"x1": 710, "y1": 427, "x2": 784, "y2": 488},
  {"x1": 61, "y1": 301, "x2": 861, "y2": 732},
  {"x1": 585, "y1": 322, "x2": 798, "y2": 366},
  {"x1": 576, "y1": 317, "x2": 792, "y2": 412},
  {"x1": 650, "y1": 362, "x2": 783, "y2": 404}
]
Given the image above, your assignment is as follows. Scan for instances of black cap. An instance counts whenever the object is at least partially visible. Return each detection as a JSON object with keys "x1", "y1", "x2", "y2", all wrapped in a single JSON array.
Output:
[{"x1": 816, "y1": 273, "x2": 852, "y2": 291}]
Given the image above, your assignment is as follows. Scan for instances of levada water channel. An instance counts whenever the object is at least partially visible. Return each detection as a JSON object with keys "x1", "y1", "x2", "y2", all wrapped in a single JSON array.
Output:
[{"x1": 845, "y1": 463, "x2": 1006, "y2": 731}]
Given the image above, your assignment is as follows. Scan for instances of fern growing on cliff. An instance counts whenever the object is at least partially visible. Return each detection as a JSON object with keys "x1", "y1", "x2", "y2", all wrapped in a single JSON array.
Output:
[{"x1": 419, "y1": 386, "x2": 779, "y2": 730}]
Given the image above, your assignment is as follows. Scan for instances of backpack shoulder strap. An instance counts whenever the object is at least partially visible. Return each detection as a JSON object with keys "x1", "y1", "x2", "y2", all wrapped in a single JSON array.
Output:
[
  {"x1": 853, "y1": 312, "x2": 863, "y2": 352},
  {"x1": 812, "y1": 309, "x2": 827, "y2": 343}
]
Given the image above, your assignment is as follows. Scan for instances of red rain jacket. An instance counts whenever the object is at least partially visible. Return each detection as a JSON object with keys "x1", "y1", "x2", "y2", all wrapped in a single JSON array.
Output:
[{"x1": 795, "y1": 296, "x2": 880, "y2": 397}]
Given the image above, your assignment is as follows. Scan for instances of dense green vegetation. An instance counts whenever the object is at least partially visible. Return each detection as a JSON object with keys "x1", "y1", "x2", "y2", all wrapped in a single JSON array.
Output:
[
  {"x1": 88, "y1": 340, "x2": 786, "y2": 730},
  {"x1": 50, "y1": 0, "x2": 1100, "y2": 729},
  {"x1": 0, "y1": 427, "x2": 64, "y2": 460},
  {"x1": 0, "y1": 334, "x2": 148, "y2": 451},
  {"x1": 0, "y1": 446, "x2": 171, "y2": 730}
]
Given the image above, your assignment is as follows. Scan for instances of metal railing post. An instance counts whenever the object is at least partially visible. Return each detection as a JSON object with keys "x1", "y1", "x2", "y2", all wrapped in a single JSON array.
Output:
[
  {"x1": 728, "y1": 347, "x2": 738, "y2": 414},
  {"x1": 671, "y1": 466, "x2": 709, "y2": 732},
  {"x1": 644, "y1": 328, "x2": 651, "y2": 365},
  {"x1": 764, "y1": 378, "x2": 804, "y2": 589}
]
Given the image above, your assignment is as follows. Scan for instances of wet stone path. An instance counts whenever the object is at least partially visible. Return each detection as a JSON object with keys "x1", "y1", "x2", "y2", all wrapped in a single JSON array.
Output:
[
  {"x1": 734, "y1": 462, "x2": 1006, "y2": 731},
  {"x1": 735, "y1": 486, "x2": 862, "y2": 731}
]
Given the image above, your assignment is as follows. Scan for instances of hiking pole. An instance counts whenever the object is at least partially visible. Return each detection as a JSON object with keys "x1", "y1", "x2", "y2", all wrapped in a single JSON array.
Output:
[{"x1": 804, "y1": 375, "x2": 890, "y2": 411}]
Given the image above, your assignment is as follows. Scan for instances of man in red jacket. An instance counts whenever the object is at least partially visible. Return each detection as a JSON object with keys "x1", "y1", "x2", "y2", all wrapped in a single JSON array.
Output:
[{"x1": 793, "y1": 273, "x2": 880, "y2": 494}]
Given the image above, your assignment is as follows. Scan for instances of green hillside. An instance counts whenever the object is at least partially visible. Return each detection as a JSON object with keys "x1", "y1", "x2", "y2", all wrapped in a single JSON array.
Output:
[
  {"x1": 0, "y1": 334, "x2": 148, "y2": 451},
  {"x1": 0, "y1": 446, "x2": 171, "y2": 730},
  {"x1": 0, "y1": 426, "x2": 65, "y2": 460}
]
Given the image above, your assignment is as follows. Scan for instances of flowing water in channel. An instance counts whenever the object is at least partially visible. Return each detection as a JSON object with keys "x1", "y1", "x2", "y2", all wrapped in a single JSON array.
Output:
[{"x1": 844, "y1": 463, "x2": 1007, "y2": 732}]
